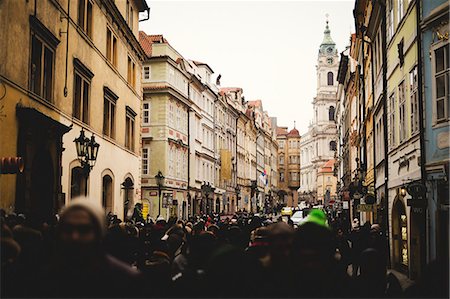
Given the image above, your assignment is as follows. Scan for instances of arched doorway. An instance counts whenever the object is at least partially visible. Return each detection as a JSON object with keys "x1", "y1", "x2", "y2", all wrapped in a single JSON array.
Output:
[
  {"x1": 30, "y1": 149, "x2": 54, "y2": 222},
  {"x1": 215, "y1": 198, "x2": 220, "y2": 214},
  {"x1": 392, "y1": 196, "x2": 408, "y2": 273},
  {"x1": 71, "y1": 166, "x2": 87, "y2": 199},
  {"x1": 102, "y1": 175, "x2": 113, "y2": 214}
]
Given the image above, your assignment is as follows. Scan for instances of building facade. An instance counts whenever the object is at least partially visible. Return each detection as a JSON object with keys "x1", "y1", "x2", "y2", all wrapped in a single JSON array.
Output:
[
  {"x1": 0, "y1": 0, "x2": 148, "y2": 221},
  {"x1": 421, "y1": 0, "x2": 449, "y2": 264},
  {"x1": 299, "y1": 19, "x2": 339, "y2": 205},
  {"x1": 139, "y1": 33, "x2": 190, "y2": 220}
]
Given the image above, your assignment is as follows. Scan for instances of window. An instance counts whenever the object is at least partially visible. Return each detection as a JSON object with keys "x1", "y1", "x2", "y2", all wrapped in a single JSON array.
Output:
[
  {"x1": 125, "y1": 107, "x2": 136, "y2": 151},
  {"x1": 280, "y1": 172, "x2": 284, "y2": 182},
  {"x1": 410, "y1": 67, "x2": 419, "y2": 133},
  {"x1": 278, "y1": 140, "x2": 284, "y2": 149},
  {"x1": 103, "y1": 87, "x2": 117, "y2": 138},
  {"x1": 398, "y1": 81, "x2": 407, "y2": 142},
  {"x1": 329, "y1": 140, "x2": 337, "y2": 151},
  {"x1": 433, "y1": 44, "x2": 449, "y2": 122},
  {"x1": 329, "y1": 106, "x2": 335, "y2": 121},
  {"x1": 126, "y1": 0, "x2": 134, "y2": 30},
  {"x1": 142, "y1": 148, "x2": 149, "y2": 175},
  {"x1": 30, "y1": 18, "x2": 58, "y2": 102},
  {"x1": 31, "y1": 36, "x2": 54, "y2": 101},
  {"x1": 73, "y1": 59, "x2": 93, "y2": 124},
  {"x1": 78, "y1": 0, "x2": 93, "y2": 38},
  {"x1": 398, "y1": 0, "x2": 404, "y2": 24},
  {"x1": 327, "y1": 72, "x2": 334, "y2": 85},
  {"x1": 387, "y1": 0, "x2": 394, "y2": 42},
  {"x1": 143, "y1": 66, "x2": 151, "y2": 81},
  {"x1": 279, "y1": 156, "x2": 284, "y2": 165},
  {"x1": 389, "y1": 92, "x2": 396, "y2": 147},
  {"x1": 127, "y1": 56, "x2": 136, "y2": 88},
  {"x1": 71, "y1": 166, "x2": 87, "y2": 198},
  {"x1": 102, "y1": 175, "x2": 113, "y2": 214},
  {"x1": 143, "y1": 102, "x2": 150, "y2": 125},
  {"x1": 106, "y1": 27, "x2": 117, "y2": 66}
]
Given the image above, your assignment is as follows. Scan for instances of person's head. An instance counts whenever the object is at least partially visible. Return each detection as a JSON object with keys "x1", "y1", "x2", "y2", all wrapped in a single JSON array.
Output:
[
  {"x1": 57, "y1": 198, "x2": 105, "y2": 258},
  {"x1": 352, "y1": 218, "x2": 360, "y2": 230},
  {"x1": 269, "y1": 222, "x2": 294, "y2": 259},
  {"x1": 292, "y1": 222, "x2": 335, "y2": 278},
  {"x1": 359, "y1": 248, "x2": 384, "y2": 279}
]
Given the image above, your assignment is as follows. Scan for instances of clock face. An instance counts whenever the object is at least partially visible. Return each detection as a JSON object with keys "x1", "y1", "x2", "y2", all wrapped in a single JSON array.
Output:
[
  {"x1": 327, "y1": 58, "x2": 333, "y2": 65},
  {"x1": 327, "y1": 47, "x2": 333, "y2": 53}
]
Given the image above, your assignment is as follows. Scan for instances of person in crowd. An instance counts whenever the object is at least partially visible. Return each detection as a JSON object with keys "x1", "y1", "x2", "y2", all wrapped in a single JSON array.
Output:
[
  {"x1": 352, "y1": 248, "x2": 402, "y2": 298},
  {"x1": 36, "y1": 198, "x2": 144, "y2": 298},
  {"x1": 335, "y1": 226, "x2": 352, "y2": 275},
  {"x1": 291, "y1": 213, "x2": 352, "y2": 298}
]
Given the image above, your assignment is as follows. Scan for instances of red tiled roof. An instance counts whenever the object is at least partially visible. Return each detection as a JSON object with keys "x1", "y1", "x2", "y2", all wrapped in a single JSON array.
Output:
[
  {"x1": 143, "y1": 84, "x2": 169, "y2": 90},
  {"x1": 276, "y1": 127, "x2": 288, "y2": 136},
  {"x1": 247, "y1": 100, "x2": 262, "y2": 108},
  {"x1": 318, "y1": 159, "x2": 335, "y2": 173},
  {"x1": 220, "y1": 87, "x2": 242, "y2": 93},
  {"x1": 139, "y1": 31, "x2": 169, "y2": 58},
  {"x1": 287, "y1": 128, "x2": 300, "y2": 137}
]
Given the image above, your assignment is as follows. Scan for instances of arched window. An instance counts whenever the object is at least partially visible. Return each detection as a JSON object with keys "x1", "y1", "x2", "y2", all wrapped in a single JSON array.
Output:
[
  {"x1": 327, "y1": 72, "x2": 334, "y2": 85},
  {"x1": 102, "y1": 175, "x2": 113, "y2": 213},
  {"x1": 329, "y1": 106, "x2": 335, "y2": 121},
  {"x1": 71, "y1": 166, "x2": 87, "y2": 199},
  {"x1": 329, "y1": 140, "x2": 337, "y2": 151}
]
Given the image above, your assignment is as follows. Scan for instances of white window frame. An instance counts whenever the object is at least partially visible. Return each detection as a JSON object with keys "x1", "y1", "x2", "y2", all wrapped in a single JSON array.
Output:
[
  {"x1": 143, "y1": 101, "x2": 150, "y2": 125},
  {"x1": 389, "y1": 92, "x2": 396, "y2": 148},
  {"x1": 142, "y1": 148, "x2": 149, "y2": 175},
  {"x1": 143, "y1": 66, "x2": 151, "y2": 81},
  {"x1": 409, "y1": 66, "x2": 419, "y2": 134},
  {"x1": 431, "y1": 42, "x2": 449, "y2": 124},
  {"x1": 398, "y1": 80, "x2": 407, "y2": 142}
]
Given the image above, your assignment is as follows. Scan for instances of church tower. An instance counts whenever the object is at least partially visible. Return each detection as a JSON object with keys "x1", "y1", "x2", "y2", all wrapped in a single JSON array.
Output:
[
  {"x1": 299, "y1": 17, "x2": 339, "y2": 204},
  {"x1": 313, "y1": 17, "x2": 339, "y2": 127}
]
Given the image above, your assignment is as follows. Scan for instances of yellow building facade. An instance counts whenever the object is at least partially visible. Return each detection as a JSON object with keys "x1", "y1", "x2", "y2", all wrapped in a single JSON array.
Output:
[{"x1": 0, "y1": 0, "x2": 147, "y2": 220}]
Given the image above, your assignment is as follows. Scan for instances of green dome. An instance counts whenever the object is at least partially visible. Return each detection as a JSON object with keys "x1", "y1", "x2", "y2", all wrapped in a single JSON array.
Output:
[{"x1": 319, "y1": 20, "x2": 336, "y2": 55}]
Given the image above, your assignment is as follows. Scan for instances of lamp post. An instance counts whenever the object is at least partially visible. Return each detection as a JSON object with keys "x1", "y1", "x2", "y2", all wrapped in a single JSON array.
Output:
[
  {"x1": 155, "y1": 170, "x2": 165, "y2": 218},
  {"x1": 235, "y1": 185, "x2": 241, "y2": 211},
  {"x1": 74, "y1": 128, "x2": 100, "y2": 196}
]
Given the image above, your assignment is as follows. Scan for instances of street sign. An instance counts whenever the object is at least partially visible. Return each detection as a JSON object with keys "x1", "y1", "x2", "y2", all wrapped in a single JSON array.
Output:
[
  {"x1": 357, "y1": 204, "x2": 375, "y2": 212},
  {"x1": 407, "y1": 182, "x2": 426, "y2": 197},
  {"x1": 343, "y1": 201, "x2": 349, "y2": 209}
]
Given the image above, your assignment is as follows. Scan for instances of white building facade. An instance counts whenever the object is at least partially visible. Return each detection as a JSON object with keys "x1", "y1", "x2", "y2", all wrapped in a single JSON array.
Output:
[{"x1": 299, "y1": 20, "x2": 339, "y2": 204}]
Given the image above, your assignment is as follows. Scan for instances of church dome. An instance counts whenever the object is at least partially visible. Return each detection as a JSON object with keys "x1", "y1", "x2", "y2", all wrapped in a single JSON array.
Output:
[
  {"x1": 287, "y1": 127, "x2": 300, "y2": 137},
  {"x1": 319, "y1": 17, "x2": 337, "y2": 55}
]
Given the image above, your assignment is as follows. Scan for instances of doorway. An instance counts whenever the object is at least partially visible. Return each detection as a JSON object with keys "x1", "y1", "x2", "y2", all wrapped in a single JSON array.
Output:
[{"x1": 392, "y1": 196, "x2": 408, "y2": 273}]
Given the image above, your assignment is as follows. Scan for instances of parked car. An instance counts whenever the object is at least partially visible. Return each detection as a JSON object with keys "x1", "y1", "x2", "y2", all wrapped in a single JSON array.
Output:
[{"x1": 291, "y1": 210, "x2": 304, "y2": 225}]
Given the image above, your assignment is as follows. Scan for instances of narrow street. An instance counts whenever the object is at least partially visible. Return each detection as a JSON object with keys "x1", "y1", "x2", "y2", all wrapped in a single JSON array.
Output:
[{"x1": 0, "y1": 0, "x2": 449, "y2": 298}]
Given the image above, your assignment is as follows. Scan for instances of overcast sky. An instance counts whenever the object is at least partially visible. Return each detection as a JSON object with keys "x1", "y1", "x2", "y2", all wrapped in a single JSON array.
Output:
[{"x1": 139, "y1": 1, "x2": 355, "y2": 135}]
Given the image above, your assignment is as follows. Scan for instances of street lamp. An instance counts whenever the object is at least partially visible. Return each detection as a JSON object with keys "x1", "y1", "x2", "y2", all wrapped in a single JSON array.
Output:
[
  {"x1": 74, "y1": 128, "x2": 100, "y2": 196},
  {"x1": 400, "y1": 185, "x2": 407, "y2": 197},
  {"x1": 155, "y1": 170, "x2": 165, "y2": 218}
]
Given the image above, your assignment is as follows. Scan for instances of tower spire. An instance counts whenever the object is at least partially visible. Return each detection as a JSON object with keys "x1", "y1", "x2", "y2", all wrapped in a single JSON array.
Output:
[{"x1": 319, "y1": 14, "x2": 336, "y2": 55}]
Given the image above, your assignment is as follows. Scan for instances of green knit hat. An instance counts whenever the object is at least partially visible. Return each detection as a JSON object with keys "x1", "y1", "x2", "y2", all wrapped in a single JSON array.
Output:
[{"x1": 301, "y1": 209, "x2": 329, "y2": 228}]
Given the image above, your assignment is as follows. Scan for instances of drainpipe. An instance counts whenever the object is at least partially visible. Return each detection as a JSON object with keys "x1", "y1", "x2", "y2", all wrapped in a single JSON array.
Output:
[
  {"x1": 415, "y1": 0, "x2": 427, "y2": 270},
  {"x1": 380, "y1": 0, "x2": 391, "y2": 268},
  {"x1": 187, "y1": 82, "x2": 191, "y2": 218},
  {"x1": 370, "y1": 37, "x2": 377, "y2": 208},
  {"x1": 63, "y1": 0, "x2": 70, "y2": 97}
]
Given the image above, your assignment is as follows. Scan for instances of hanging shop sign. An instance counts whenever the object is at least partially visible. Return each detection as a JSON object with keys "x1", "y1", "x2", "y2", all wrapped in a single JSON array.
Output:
[
  {"x1": 406, "y1": 182, "x2": 427, "y2": 208},
  {"x1": 357, "y1": 203, "x2": 376, "y2": 212}
]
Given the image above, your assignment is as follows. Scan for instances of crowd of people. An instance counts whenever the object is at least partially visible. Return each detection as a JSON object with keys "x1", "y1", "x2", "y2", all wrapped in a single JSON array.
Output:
[{"x1": 1, "y1": 197, "x2": 448, "y2": 298}]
